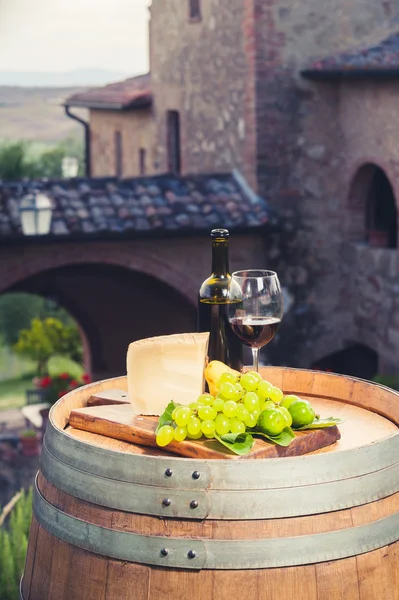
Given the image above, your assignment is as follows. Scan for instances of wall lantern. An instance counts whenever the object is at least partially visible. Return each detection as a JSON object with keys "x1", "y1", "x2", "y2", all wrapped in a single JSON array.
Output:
[{"x1": 19, "y1": 193, "x2": 53, "y2": 236}]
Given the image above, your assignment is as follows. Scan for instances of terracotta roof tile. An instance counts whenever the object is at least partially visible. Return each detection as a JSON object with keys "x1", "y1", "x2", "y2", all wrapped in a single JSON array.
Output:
[
  {"x1": 65, "y1": 73, "x2": 152, "y2": 110},
  {"x1": 0, "y1": 172, "x2": 277, "y2": 242},
  {"x1": 302, "y1": 32, "x2": 399, "y2": 80}
]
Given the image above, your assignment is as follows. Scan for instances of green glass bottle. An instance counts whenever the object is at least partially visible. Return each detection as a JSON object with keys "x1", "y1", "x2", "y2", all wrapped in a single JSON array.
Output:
[{"x1": 197, "y1": 229, "x2": 243, "y2": 370}]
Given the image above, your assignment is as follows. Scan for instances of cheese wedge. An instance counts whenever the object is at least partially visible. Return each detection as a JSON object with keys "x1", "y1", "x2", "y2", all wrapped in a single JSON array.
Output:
[{"x1": 127, "y1": 332, "x2": 210, "y2": 415}]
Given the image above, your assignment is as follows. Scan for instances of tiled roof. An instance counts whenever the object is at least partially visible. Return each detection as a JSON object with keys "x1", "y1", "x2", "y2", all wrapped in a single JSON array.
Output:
[
  {"x1": 302, "y1": 32, "x2": 399, "y2": 80},
  {"x1": 65, "y1": 73, "x2": 152, "y2": 110},
  {"x1": 0, "y1": 172, "x2": 274, "y2": 243}
]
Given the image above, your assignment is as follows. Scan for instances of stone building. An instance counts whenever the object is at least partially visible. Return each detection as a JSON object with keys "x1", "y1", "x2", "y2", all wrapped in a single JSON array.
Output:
[{"x1": 64, "y1": 0, "x2": 399, "y2": 377}]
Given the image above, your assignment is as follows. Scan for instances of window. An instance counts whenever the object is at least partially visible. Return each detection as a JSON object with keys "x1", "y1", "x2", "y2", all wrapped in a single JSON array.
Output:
[
  {"x1": 348, "y1": 163, "x2": 398, "y2": 249},
  {"x1": 366, "y1": 167, "x2": 397, "y2": 248},
  {"x1": 114, "y1": 131, "x2": 123, "y2": 178},
  {"x1": 189, "y1": 0, "x2": 201, "y2": 21},
  {"x1": 167, "y1": 111, "x2": 181, "y2": 174},
  {"x1": 139, "y1": 148, "x2": 146, "y2": 176}
]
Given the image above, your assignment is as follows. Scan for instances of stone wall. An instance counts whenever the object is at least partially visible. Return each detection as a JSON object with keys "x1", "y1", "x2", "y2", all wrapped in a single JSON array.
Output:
[
  {"x1": 246, "y1": 0, "x2": 399, "y2": 371},
  {"x1": 89, "y1": 108, "x2": 156, "y2": 178},
  {"x1": 149, "y1": 0, "x2": 255, "y2": 184}
]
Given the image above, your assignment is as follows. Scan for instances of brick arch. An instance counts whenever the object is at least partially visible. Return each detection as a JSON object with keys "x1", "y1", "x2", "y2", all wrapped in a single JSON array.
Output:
[{"x1": 0, "y1": 242, "x2": 197, "y2": 306}]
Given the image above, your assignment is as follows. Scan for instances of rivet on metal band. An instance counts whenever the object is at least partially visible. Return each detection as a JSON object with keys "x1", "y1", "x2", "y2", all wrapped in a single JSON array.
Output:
[
  {"x1": 162, "y1": 498, "x2": 171, "y2": 507},
  {"x1": 190, "y1": 500, "x2": 199, "y2": 509},
  {"x1": 165, "y1": 469, "x2": 173, "y2": 477}
]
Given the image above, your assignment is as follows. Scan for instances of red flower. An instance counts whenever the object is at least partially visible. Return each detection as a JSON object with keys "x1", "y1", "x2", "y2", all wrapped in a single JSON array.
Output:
[
  {"x1": 58, "y1": 390, "x2": 66, "y2": 398},
  {"x1": 69, "y1": 379, "x2": 79, "y2": 388},
  {"x1": 82, "y1": 373, "x2": 91, "y2": 384},
  {"x1": 40, "y1": 376, "x2": 52, "y2": 388},
  {"x1": 59, "y1": 373, "x2": 70, "y2": 380}
]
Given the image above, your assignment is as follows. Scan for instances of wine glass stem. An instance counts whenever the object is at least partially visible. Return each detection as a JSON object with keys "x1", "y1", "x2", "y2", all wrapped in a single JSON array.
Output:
[{"x1": 252, "y1": 348, "x2": 259, "y2": 373}]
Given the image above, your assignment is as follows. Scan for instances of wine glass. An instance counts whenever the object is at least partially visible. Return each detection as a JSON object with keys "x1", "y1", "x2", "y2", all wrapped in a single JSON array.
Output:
[{"x1": 227, "y1": 270, "x2": 284, "y2": 373}]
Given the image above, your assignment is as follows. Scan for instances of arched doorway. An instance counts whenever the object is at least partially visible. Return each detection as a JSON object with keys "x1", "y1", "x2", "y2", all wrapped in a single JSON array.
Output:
[
  {"x1": 349, "y1": 164, "x2": 398, "y2": 248},
  {"x1": 7, "y1": 264, "x2": 196, "y2": 379},
  {"x1": 311, "y1": 344, "x2": 378, "y2": 380}
]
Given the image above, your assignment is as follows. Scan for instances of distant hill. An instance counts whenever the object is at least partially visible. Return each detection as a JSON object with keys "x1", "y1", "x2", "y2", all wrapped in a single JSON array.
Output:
[
  {"x1": 0, "y1": 86, "x2": 89, "y2": 146},
  {"x1": 0, "y1": 68, "x2": 129, "y2": 88}
]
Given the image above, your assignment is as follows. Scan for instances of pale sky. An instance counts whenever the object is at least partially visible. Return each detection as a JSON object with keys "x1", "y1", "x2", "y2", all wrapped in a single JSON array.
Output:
[{"x1": 0, "y1": 0, "x2": 150, "y2": 74}]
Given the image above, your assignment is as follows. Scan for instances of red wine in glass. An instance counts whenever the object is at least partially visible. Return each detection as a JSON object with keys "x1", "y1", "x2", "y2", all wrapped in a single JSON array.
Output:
[{"x1": 230, "y1": 316, "x2": 281, "y2": 348}]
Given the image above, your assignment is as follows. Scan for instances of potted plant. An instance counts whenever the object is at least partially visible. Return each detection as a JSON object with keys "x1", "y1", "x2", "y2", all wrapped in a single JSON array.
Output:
[
  {"x1": 19, "y1": 430, "x2": 40, "y2": 456},
  {"x1": 37, "y1": 372, "x2": 91, "y2": 406}
]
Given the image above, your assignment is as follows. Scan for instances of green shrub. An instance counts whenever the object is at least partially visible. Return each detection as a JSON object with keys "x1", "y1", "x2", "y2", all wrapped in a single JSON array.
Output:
[{"x1": 0, "y1": 488, "x2": 33, "y2": 600}]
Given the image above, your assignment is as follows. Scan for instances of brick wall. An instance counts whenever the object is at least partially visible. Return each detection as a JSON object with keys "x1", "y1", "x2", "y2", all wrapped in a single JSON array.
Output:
[{"x1": 90, "y1": 108, "x2": 156, "y2": 178}]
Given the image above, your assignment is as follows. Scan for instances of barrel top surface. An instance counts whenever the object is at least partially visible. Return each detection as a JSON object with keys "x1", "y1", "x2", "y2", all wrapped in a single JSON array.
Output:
[{"x1": 50, "y1": 366, "x2": 399, "y2": 462}]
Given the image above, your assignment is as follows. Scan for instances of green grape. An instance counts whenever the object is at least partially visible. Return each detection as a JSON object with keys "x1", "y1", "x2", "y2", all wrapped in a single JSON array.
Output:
[
  {"x1": 257, "y1": 380, "x2": 273, "y2": 399},
  {"x1": 236, "y1": 404, "x2": 250, "y2": 421},
  {"x1": 217, "y1": 372, "x2": 238, "y2": 387},
  {"x1": 174, "y1": 426, "x2": 188, "y2": 442},
  {"x1": 229, "y1": 418, "x2": 246, "y2": 434},
  {"x1": 189, "y1": 402, "x2": 201, "y2": 411},
  {"x1": 187, "y1": 430, "x2": 203, "y2": 439},
  {"x1": 276, "y1": 406, "x2": 292, "y2": 428},
  {"x1": 198, "y1": 405, "x2": 217, "y2": 421},
  {"x1": 269, "y1": 386, "x2": 284, "y2": 404},
  {"x1": 261, "y1": 400, "x2": 275, "y2": 412},
  {"x1": 187, "y1": 416, "x2": 201, "y2": 435},
  {"x1": 203, "y1": 431, "x2": 216, "y2": 439},
  {"x1": 246, "y1": 370, "x2": 262, "y2": 382},
  {"x1": 197, "y1": 394, "x2": 215, "y2": 406},
  {"x1": 213, "y1": 397, "x2": 225, "y2": 412},
  {"x1": 241, "y1": 372, "x2": 258, "y2": 392},
  {"x1": 223, "y1": 400, "x2": 237, "y2": 418},
  {"x1": 235, "y1": 383, "x2": 245, "y2": 399},
  {"x1": 219, "y1": 381, "x2": 237, "y2": 400},
  {"x1": 280, "y1": 394, "x2": 301, "y2": 409},
  {"x1": 288, "y1": 400, "x2": 315, "y2": 428},
  {"x1": 174, "y1": 407, "x2": 192, "y2": 427},
  {"x1": 243, "y1": 392, "x2": 260, "y2": 413},
  {"x1": 257, "y1": 409, "x2": 286, "y2": 436},
  {"x1": 215, "y1": 414, "x2": 230, "y2": 435},
  {"x1": 201, "y1": 420, "x2": 216, "y2": 436},
  {"x1": 156, "y1": 426, "x2": 175, "y2": 447},
  {"x1": 172, "y1": 406, "x2": 182, "y2": 421},
  {"x1": 243, "y1": 412, "x2": 257, "y2": 428}
]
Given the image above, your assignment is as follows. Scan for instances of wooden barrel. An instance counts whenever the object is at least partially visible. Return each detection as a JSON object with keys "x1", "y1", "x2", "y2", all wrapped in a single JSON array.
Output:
[{"x1": 21, "y1": 367, "x2": 399, "y2": 600}]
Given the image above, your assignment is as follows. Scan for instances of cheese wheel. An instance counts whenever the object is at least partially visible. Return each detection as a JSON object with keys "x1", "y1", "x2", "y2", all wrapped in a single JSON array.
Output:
[{"x1": 127, "y1": 332, "x2": 210, "y2": 415}]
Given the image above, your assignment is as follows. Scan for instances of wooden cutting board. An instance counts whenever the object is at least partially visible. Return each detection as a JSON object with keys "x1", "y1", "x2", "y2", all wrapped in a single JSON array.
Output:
[{"x1": 70, "y1": 396, "x2": 341, "y2": 459}]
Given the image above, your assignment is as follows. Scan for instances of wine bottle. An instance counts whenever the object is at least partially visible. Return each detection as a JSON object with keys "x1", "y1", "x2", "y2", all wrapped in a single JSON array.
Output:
[{"x1": 197, "y1": 229, "x2": 243, "y2": 371}]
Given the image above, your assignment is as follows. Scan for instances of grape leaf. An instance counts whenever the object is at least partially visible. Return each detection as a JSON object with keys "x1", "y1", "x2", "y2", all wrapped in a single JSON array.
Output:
[
  {"x1": 294, "y1": 417, "x2": 343, "y2": 430},
  {"x1": 215, "y1": 432, "x2": 255, "y2": 456},
  {"x1": 156, "y1": 401, "x2": 177, "y2": 433},
  {"x1": 252, "y1": 426, "x2": 296, "y2": 447}
]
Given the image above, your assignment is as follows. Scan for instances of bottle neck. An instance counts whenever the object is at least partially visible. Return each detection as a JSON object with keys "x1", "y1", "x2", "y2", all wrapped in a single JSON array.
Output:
[{"x1": 212, "y1": 239, "x2": 229, "y2": 277}]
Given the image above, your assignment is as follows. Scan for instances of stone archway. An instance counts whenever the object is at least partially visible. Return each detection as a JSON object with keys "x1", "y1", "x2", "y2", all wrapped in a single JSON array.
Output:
[
  {"x1": 311, "y1": 344, "x2": 378, "y2": 380},
  {"x1": 7, "y1": 263, "x2": 196, "y2": 380}
]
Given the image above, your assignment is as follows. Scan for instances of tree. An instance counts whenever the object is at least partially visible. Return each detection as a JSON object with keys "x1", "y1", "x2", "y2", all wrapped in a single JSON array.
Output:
[
  {"x1": 0, "y1": 292, "x2": 77, "y2": 347},
  {"x1": 0, "y1": 141, "x2": 37, "y2": 180},
  {"x1": 0, "y1": 136, "x2": 84, "y2": 181},
  {"x1": 13, "y1": 317, "x2": 83, "y2": 375}
]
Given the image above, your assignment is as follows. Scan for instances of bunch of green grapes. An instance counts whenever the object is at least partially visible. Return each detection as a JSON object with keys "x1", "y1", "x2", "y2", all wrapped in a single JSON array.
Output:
[{"x1": 156, "y1": 371, "x2": 316, "y2": 447}]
